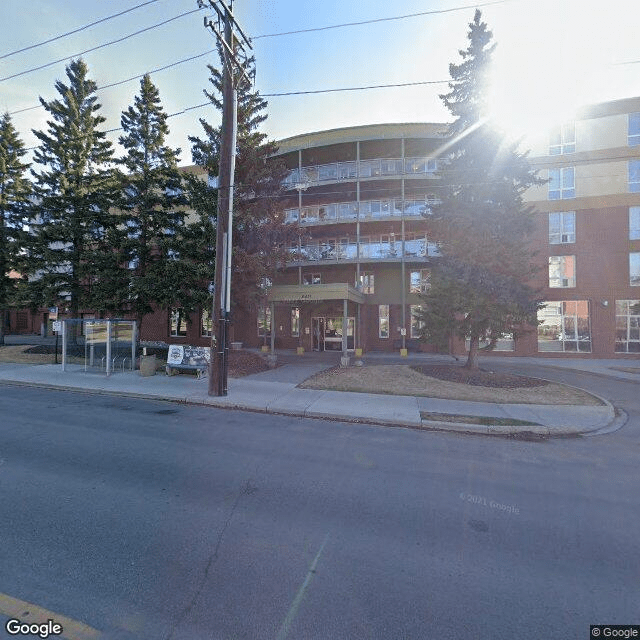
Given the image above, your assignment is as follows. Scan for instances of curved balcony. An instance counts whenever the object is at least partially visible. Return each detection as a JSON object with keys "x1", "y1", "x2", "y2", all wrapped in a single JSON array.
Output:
[
  {"x1": 283, "y1": 156, "x2": 438, "y2": 189},
  {"x1": 286, "y1": 235, "x2": 441, "y2": 266},
  {"x1": 284, "y1": 197, "x2": 439, "y2": 226}
]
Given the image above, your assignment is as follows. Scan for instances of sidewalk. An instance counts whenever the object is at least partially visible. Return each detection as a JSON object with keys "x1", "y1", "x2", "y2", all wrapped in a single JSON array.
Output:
[{"x1": 0, "y1": 352, "x2": 619, "y2": 437}]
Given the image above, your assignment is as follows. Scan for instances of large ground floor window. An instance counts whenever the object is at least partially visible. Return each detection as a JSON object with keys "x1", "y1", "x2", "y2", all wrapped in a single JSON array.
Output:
[
  {"x1": 465, "y1": 332, "x2": 515, "y2": 351},
  {"x1": 615, "y1": 300, "x2": 640, "y2": 353},
  {"x1": 537, "y1": 301, "x2": 591, "y2": 352}
]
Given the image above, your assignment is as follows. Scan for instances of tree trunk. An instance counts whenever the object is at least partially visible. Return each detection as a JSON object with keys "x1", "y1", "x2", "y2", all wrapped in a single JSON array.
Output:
[
  {"x1": 465, "y1": 334, "x2": 479, "y2": 369},
  {"x1": 0, "y1": 308, "x2": 5, "y2": 346}
]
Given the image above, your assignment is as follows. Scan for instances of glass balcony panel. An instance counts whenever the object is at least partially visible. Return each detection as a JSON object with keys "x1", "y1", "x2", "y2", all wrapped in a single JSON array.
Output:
[
  {"x1": 318, "y1": 163, "x2": 338, "y2": 181},
  {"x1": 338, "y1": 203, "x2": 358, "y2": 219},
  {"x1": 359, "y1": 159, "x2": 381, "y2": 177},
  {"x1": 284, "y1": 208, "x2": 299, "y2": 224},
  {"x1": 359, "y1": 201, "x2": 371, "y2": 218},
  {"x1": 392, "y1": 200, "x2": 403, "y2": 216},
  {"x1": 403, "y1": 200, "x2": 425, "y2": 216},
  {"x1": 300, "y1": 243, "x2": 321, "y2": 261},
  {"x1": 300, "y1": 166, "x2": 319, "y2": 184},
  {"x1": 319, "y1": 240, "x2": 336, "y2": 260},
  {"x1": 405, "y1": 158, "x2": 427, "y2": 174},
  {"x1": 338, "y1": 162, "x2": 357, "y2": 180},
  {"x1": 300, "y1": 206, "x2": 319, "y2": 224},
  {"x1": 380, "y1": 159, "x2": 403, "y2": 175},
  {"x1": 404, "y1": 238, "x2": 426, "y2": 257},
  {"x1": 380, "y1": 201, "x2": 391, "y2": 216},
  {"x1": 426, "y1": 159, "x2": 438, "y2": 173},
  {"x1": 370, "y1": 201, "x2": 383, "y2": 217},
  {"x1": 319, "y1": 204, "x2": 336, "y2": 221},
  {"x1": 283, "y1": 169, "x2": 299, "y2": 187}
]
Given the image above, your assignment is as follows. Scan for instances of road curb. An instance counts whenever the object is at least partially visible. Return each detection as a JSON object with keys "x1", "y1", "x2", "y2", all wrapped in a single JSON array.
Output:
[{"x1": 0, "y1": 376, "x2": 616, "y2": 436}]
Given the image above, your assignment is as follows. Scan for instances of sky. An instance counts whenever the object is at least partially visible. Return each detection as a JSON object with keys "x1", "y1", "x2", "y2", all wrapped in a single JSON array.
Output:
[{"x1": 1, "y1": 0, "x2": 639, "y2": 166}]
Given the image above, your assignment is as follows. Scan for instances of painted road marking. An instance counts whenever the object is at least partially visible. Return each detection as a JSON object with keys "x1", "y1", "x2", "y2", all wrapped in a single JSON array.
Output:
[
  {"x1": 276, "y1": 533, "x2": 330, "y2": 640},
  {"x1": 0, "y1": 592, "x2": 101, "y2": 640}
]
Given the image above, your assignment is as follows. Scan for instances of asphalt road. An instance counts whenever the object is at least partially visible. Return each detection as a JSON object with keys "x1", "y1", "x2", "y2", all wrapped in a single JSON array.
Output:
[{"x1": 0, "y1": 380, "x2": 638, "y2": 640}]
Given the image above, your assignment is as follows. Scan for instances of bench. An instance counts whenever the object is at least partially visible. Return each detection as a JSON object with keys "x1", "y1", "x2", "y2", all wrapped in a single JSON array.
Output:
[
  {"x1": 392, "y1": 338, "x2": 422, "y2": 353},
  {"x1": 165, "y1": 345, "x2": 210, "y2": 379}
]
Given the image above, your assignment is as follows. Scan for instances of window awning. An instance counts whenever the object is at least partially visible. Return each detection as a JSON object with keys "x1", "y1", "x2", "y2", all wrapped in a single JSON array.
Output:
[{"x1": 268, "y1": 283, "x2": 365, "y2": 304}]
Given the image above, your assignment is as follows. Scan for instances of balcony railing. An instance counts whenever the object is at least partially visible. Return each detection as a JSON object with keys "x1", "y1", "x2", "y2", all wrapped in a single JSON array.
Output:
[
  {"x1": 284, "y1": 197, "x2": 438, "y2": 225},
  {"x1": 283, "y1": 156, "x2": 438, "y2": 188},
  {"x1": 287, "y1": 237, "x2": 441, "y2": 264}
]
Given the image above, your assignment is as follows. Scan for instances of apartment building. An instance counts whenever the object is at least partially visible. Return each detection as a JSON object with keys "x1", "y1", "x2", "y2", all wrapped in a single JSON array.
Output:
[
  {"x1": 232, "y1": 97, "x2": 640, "y2": 358},
  {"x1": 523, "y1": 96, "x2": 640, "y2": 357},
  {"x1": 229, "y1": 123, "x2": 445, "y2": 354}
]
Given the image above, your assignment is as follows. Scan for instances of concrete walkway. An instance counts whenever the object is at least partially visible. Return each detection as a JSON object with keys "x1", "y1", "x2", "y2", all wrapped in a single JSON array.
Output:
[{"x1": 0, "y1": 348, "x2": 621, "y2": 436}]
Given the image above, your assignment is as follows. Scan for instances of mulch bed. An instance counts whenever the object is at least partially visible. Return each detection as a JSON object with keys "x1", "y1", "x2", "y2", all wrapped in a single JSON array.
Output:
[
  {"x1": 227, "y1": 350, "x2": 271, "y2": 377},
  {"x1": 410, "y1": 364, "x2": 548, "y2": 389}
]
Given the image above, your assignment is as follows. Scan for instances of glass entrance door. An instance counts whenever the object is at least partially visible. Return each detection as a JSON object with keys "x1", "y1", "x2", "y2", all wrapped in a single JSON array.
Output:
[{"x1": 312, "y1": 317, "x2": 325, "y2": 351}]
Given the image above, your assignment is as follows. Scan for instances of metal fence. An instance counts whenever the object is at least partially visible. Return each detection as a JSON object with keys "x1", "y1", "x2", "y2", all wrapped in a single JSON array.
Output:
[{"x1": 59, "y1": 319, "x2": 137, "y2": 375}]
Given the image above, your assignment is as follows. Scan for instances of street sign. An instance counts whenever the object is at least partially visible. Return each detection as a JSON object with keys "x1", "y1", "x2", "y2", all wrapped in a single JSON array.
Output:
[
  {"x1": 52, "y1": 321, "x2": 62, "y2": 333},
  {"x1": 49, "y1": 306, "x2": 58, "y2": 320}
]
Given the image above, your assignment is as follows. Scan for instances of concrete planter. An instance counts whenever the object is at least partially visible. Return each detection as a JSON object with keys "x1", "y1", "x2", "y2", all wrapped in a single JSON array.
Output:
[{"x1": 139, "y1": 354, "x2": 157, "y2": 377}]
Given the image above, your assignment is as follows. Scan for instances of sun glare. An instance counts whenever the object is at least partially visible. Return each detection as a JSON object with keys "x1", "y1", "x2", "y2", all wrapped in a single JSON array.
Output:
[{"x1": 484, "y1": 0, "x2": 614, "y2": 146}]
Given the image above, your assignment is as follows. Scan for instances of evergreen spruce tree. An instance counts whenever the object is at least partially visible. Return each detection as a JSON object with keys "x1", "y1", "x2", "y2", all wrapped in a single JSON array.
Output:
[
  {"x1": 189, "y1": 52, "x2": 296, "y2": 325},
  {"x1": 117, "y1": 74, "x2": 208, "y2": 336},
  {"x1": 418, "y1": 11, "x2": 543, "y2": 368},
  {"x1": 0, "y1": 113, "x2": 31, "y2": 345},
  {"x1": 28, "y1": 58, "x2": 117, "y2": 323}
]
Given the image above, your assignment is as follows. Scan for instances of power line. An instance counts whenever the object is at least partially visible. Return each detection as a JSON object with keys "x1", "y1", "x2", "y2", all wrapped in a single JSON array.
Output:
[
  {"x1": 8, "y1": 50, "x2": 214, "y2": 116},
  {"x1": 0, "y1": 0, "x2": 162, "y2": 61},
  {"x1": 252, "y1": 0, "x2": 520, "y2": 39},
  {"x1": 0, "y1": 8, "x2": 203, "y2": 83},
  {"x1": 262, "y1": 80, "x2": 449, "y2": 97}
]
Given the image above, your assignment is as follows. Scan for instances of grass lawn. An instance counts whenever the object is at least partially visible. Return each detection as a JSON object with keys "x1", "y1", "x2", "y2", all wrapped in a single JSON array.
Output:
[{"x1": 299, "y1": 364, "x2": 603, "y2": 406}]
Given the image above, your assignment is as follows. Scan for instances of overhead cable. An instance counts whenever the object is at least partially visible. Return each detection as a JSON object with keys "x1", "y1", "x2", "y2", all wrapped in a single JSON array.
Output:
[
  {"x1": 0, "y1": 8, "x2": 202, "y2": 83},
  {"x1": 0, "y1": 0, "x2": 162, "y2": 61},
  {"x1": 252, "y1": 0, "x2": 520, "y2": 39}
]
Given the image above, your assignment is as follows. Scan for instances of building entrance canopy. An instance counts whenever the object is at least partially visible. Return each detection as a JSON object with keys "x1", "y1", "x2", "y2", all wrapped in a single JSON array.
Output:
[{"x1": 267, "y1": 283, "x2": 365, "y2": 305}]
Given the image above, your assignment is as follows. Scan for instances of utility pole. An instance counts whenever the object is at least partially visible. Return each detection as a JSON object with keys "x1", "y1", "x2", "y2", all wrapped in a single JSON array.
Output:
[{"x1": 199, "y1": 0, "x2": 252, "y2": 396}]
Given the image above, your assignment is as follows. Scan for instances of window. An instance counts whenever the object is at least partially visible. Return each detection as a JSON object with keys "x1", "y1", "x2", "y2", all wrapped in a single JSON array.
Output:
[
  {"x1": 629, "y1": 160, "x2": 640, "y2": 193},
  {"x1": 630, "y1": 207, "x2": 640, "y2": 241},
  {"x1": 359, "y1": 272, "x2": 374, "y2": 294},
  {"x1": 615, "y1": 300, "x2": 640, "y2": 352},
  {"x1": 201, "y1": 308, "x2": 212, "y2": 338},
  {"x1": 465, "y1": 333, "x2": 515, "y2": 351},
  {"x1": 257, "y1": 305, "x2": 271, "y2": 337},
  {"x1": 170, "y1": 308, "x2": 188, "y2": 337},
  {"x1": 549, "y1": 256, "x2": 576, "y2": 288},
  {"x1": 410, "y1": 305, "x2": 424, "y2": 338},
  {"x1": 549, "y1": 123, "x2": 576, "y2": 155},
  {"x1": 549, "y1": 167, "x2": 575, "y2": 199},
  {"x1": 291, "y1": 307, "x2": 300, "y2": 337},
  {"x1": 378, "y1": 305, "x2": 389, "y2": 339},
  {"x1": 303, "y1": 273, "x2": 321, "y2": 285},
  {"x1": 629, "y1": 113, "x2": 640, "y2": 147},
  {"x1": 630, "y1": 253, "x2": 640, "y2": 286},
  {"x1": 549, "y1": 212, "x2": 576, "y2": 244},
  {"x1": 409, "y1": 269, "x2": 431, "y2": 294},
  {"x1": 537, "y1": 301, "x2": 591, "y2": 352}
]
